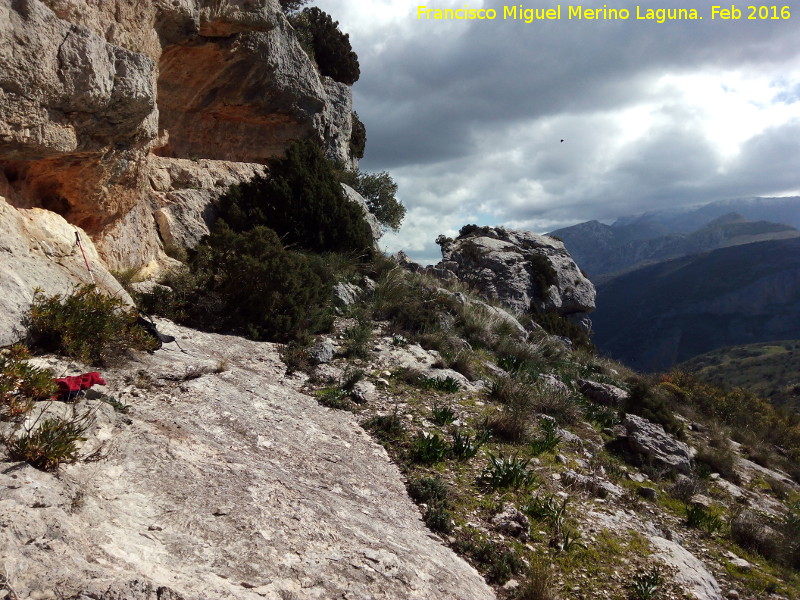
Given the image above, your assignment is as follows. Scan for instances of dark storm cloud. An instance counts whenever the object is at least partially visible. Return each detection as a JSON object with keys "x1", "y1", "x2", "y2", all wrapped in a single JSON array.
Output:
[
  {"x1": 352, "y1": 0, "x2": 799, "y2": 171},
  {"x1": 315, "y1": 0, "x2": 800, "y2": 259}
]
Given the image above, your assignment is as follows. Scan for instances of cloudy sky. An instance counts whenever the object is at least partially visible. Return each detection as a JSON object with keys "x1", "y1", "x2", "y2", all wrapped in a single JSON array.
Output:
[{"x1": 313, "y1": 0, "x2": 800, "y2": 263}]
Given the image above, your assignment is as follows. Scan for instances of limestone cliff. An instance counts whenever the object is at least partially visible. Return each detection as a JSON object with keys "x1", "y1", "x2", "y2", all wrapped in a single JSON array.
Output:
[
  {"x1": 0, "y1": 0, "x2": 359, "y2": 274},
  {"x1": 435, "y1": 225, "x2": 596, "y2": 331}
]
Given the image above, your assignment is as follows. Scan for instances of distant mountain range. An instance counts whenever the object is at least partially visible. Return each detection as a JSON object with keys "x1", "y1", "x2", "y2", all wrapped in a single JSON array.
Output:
[
  {"x1": 551, "y1": 199, "x2": 800, "y2": 279},
  {"x1": 590, "y1": 237, "x2": 800, "y2": 372},
  {"x1": 611, "y1": 196, "x2": 800, "y2": 235}
]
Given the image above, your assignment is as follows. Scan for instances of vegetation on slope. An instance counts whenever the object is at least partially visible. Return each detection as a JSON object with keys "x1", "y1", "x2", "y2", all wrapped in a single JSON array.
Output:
[
  {"x1": 289, "y1": 7, "x2": 360, "y2": 85},
  {"x1": 678, "y1": 340, "x2": 800, "y2": 413},
  {"x1": 294, "y1": 262, "x2": 800, "y2": 599},
  {"x1": 140, "y1": 141, "x2": 380, "y2": 343}
]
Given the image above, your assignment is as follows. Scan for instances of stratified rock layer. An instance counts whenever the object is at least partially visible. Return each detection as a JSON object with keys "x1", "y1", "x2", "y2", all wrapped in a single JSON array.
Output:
[
  {"x1": 0, "y1": 323, "x2": 496, "y2": 600},
  {"x1": 0, "y1": 0, "x2": 358, "y2": 271}
]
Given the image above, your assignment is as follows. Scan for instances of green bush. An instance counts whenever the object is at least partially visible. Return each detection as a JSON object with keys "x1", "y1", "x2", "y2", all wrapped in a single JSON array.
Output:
[
  {"x1": 407, "y1": 476, "x2": 450, "y2": 505},
  {"x1": 6, "y1": 412, "x2": 91, "y2": 471},
  {"x1": 480, "y1": 453, "x2": 537, "y2": 490},
  {"x1": 279, "y1": 0, "x2": 307, "y2": 14},
  {"x1": 350, "y1": 111, "x2": 366, "y2": 159},
  {"x1": 529, "y1": 417, "x2": 561, "y2": 455},
  {"x1": 353, "y1": 171, "x2": 405, "y2": 232},
  {"x1": 217, "y1": 140, "x2": 373, "y2": 254},
  {"x1": 25, "y1": 285, "x2": 156, "y2": 365},
  {"x1": 532, "y1": 310, "x2": 594, "y2": 351},
  {"x1": 424, "y1": 503, "x2": 454, "y2": 534},
  {"x1": 528, "y1": 253, "x2": 558, "y2": 298},
  {"x1": 629, "y1": 566, "x2": 664, "y2": 600},
  {"x1": 451, "y1": 429, "x2": 488, "y2": 459},
  {"x1": 289, "y1": 7, "x2": 360, "y2": 84},
  {"x1": 141, "y1": 224, "x2": 332, "y2": 343},
  {"x1": 0, "y1": 345, "x2": 56, "y2": 420},
  {"x1": 410, "y1": 431, "x2": 449, "y2": 464}
]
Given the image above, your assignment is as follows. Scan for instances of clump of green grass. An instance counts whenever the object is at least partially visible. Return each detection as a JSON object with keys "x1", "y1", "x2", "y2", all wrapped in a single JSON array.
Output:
[
  {"x1": 431, "y1": 402, "x2": 456, "y2": 425},
  {"x1": 419, "y1": 375, "x2": 461, "y2": 393},
  {"x1": 452, "y1": 532, "x2": 525, "y2": 585},
  {"x1": 25, "y1": 285, "x2": 157, "y2": 365},
  {"x1": 685, "y1": 504, "x2": 724, "y2": 533},
  {"x1": 364, "y1": 407, "x2": 405, "y2": 443},
  {"x1": 480, "y1": 453, "x2": 537, "y2": 490},
  {"x1": 451, "y1": 428, "x2": 488, "y2": 460},
  {"x1": 515, "y1": 558, "x2": 559, "y2": 600},
  {"x1": 629, "y1": 566, "x2": 664, "y2": 600},
  {"x1": 315, "y1": 387, "x2": 353, "y2": 410},
  {"x1": 529, "y1": 417, "x2": 562, "y2": 456},
  {"x1": 410, "y1": 431, "x2": 449, "y2": 464},
  {"x1": 1, "y1": 345, "x2": 56, "y2": 420},
  {"x1": 407, "y1": 476, "x2": 453, "y2": 534},
  {"x1": 6, "y1": 410, "x2": 92, "y2": 471}
]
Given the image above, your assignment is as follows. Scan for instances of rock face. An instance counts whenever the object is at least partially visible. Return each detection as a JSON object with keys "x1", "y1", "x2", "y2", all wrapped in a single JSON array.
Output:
[
  {"x1": 435, "y1": 226, "x2": 596, "y2": 330},
  {"x1": 648, "y1": 536, "x2": 723, "y2": 600},
  {"x1": 0, "y1": 323, "x2": 495, "y2": 600},
  {"x1": 0, "y1": 0, "x2": 360, "y2": 273},
  {"x1": 0, "y1": 194, "x2": 131, "y2": 347},
  {"x1": 622, "y1": 414, "x2": 692, "y2": 474}
]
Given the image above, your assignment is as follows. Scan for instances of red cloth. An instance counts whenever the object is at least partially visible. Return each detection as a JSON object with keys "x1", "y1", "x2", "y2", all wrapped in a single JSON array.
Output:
[{"x1": 55, "y1": 372, "x2": 106, "y2": 398}]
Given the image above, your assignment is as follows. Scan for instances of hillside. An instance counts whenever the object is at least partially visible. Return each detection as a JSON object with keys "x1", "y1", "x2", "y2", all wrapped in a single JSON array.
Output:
[
  {"x1": 677, "y1": 340, "x2": 800, "y2": 413},
  {"x1": 550, "y1": 213, "x2": 799, "y2": 279},
  {"x1": 591, "y1": 237, "x2": 800, "y2": 372}
]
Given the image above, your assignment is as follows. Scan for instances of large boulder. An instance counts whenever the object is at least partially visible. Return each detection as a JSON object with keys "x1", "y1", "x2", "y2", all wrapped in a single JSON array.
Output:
[
  {"x1": 435, "y1": 226, "x2": 595, "y2": 330},
  {"x1": 622, "y1": 413, "x2": 692, "y2": 474}
]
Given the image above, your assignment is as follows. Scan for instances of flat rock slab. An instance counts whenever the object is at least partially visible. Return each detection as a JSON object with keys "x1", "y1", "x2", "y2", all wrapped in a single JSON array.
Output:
[{"x1": 0, "y1": 322, "x2": 495, "y2": 600}]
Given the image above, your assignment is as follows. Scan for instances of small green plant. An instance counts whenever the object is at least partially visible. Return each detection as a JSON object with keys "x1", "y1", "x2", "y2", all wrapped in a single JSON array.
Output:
[
  {"x1": 410, "y1": 431, "x2": 449, "y2": 464},
  {"x1": 424, "y1": 503, "x2": 454, "y2": 534},
  {"x1": 391, "y1": 334, "x2": 409, "y2": 347},
  {"x1": 419, "y1": 375, "x2": 461, "y2": 393},
  {"x1": 584, "y1": 400, "x2": 621, "y2": 428},
  {"x1": 480, "y1": 453, "x2": 537, "y2": 490},
  {"x1": 340, "y1": 367, "x2": 365, "y2": 392},
  {"x1": 685, "y1": 504, "x2": 724, "y2": 533},
  {"x1": 25, "y1": 285, "x2": 157, "y2": 365},
  {"x1": 364, "y1": 407, "x2": 405, "y2": 442},
  {"x1": 451, "y1": 429, "x2": 488, "y2": 460},
  {"x1": 99, "y1": 395, "x2": 130, "y2": 413},
  {"x1": 453, "y1": 534, "x2": 525, "y2": 585},
  {"x1": 559, "y1": 526, "x2": 586, "y2": 553},
  {"x1": 407, "y1": 476, "x2": 449, "y2": 505},
  {"x1": 315, "y1": 387, "x2": 352, "y2": 411},
  {"x1": 6, "y1": 410, "x2": 91, "y2": 470},
  {"x1": 1, "y1": 345, "x2": 56, "y2": 419},
  {"x1": 516, "y1": 558, "x2": 558, "y2": 600},
  {"x1": 524, "y1": 493, "x2": 565, "y2": 523},
  {"x1": 629, "y1": 566, "x2": 664, "y2": 600},
  {"x1": 343, "y1": 321, "x2": 372, "y2": 359},
  {"x1": 431, "y1": 402, "x2": 456, "y2": 425},
  {"x1": 529, "y1": 417, "x2": 562, "y2": 455}
]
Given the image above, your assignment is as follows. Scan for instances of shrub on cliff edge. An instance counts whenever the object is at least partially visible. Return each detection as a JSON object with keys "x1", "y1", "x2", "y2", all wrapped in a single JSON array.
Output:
[
  {"x1": 218, "y1": 140, "x2": 373, "y2": 255},
  {"x1": 289, "y1": 7, "x2": 360, "y2": 85},
  {"x1": 142, "y1": 224, "x2": 332, "y2": 343}
]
